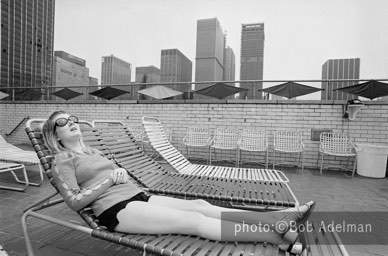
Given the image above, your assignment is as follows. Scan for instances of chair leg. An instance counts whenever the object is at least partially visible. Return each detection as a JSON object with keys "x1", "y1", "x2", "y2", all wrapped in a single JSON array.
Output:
[
  {"x1": 237, "y1": 149, "x2": 241, "y2": 167},
  {"x1": 265, "y1": 150, "x2": 269, "y2": 169},
  {"x1": 351, "y1": 155, "x2": 357, "y2": 177},
  {"x1": 235, "y1": 149, "x2": 239, "y2": 168},
  {"x1": 209, "y1": 147, "x2": 213, "y2": 166},
  {"x1": 320, "y1": 153, "x2": 324, "y2": 175},
  {"x1": 300, "y1": 151, "x2": 304, "y2": 173}
]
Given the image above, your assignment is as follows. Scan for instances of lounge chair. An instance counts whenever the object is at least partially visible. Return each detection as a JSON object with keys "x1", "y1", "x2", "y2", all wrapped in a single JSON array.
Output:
[
  {"x1": 94, "y1": 124, "x2": 298, "y2": 209},
  {"x1": 0, "y1": 135, "x2": 44, "y2": 186},
  {"x1": 0, "y1": 161, "x2": 28, "y2": 191},
  {"x1": 23, "y1": 119, "x2": 349, "y2": 256},
  {"x1": 141, "y1": 116, "x2": 290, "y2": 183}
]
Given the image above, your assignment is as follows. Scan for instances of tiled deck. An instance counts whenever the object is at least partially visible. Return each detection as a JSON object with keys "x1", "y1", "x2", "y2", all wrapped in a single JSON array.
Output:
[{"x1": 1, "y1": 146, "x2": 388, "y2": 256}]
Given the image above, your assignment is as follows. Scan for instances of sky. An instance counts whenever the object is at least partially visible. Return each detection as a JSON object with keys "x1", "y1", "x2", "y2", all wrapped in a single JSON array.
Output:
[{"x1": 54, "y1": 0, "x2": 388, "y2": 98}]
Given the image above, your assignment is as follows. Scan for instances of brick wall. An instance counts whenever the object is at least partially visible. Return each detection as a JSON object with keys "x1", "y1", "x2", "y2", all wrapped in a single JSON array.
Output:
[{"x1": 1, "y1": 100, "x2": 387, "y2": 169}]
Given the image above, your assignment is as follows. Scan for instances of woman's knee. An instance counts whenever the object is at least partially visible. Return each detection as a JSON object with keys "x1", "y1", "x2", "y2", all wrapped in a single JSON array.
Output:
[{"x1": 192, "y1": 199, "x2": 211, "y2": 208}]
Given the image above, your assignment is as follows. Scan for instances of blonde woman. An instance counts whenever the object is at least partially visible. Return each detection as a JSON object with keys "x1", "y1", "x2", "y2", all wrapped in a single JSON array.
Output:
[{"x1": 42, "y1": 110, "x2": 316, "y2": 255}]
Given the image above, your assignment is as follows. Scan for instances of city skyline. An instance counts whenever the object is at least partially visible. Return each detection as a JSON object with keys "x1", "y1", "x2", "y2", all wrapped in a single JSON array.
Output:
[{"x1": 54, "y1": 0, "x2": 388, "y2": 99}]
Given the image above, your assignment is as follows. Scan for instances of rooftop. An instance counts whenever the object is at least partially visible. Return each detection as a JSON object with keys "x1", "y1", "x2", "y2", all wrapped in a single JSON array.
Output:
[{"x1": 0, "y1": 143, "x2": 387, "y2": 255}]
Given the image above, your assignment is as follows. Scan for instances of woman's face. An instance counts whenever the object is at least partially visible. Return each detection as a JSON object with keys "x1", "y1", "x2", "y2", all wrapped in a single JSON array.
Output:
[{"x1": 54, "y1": 113, "x2": 82, "y2": 143}]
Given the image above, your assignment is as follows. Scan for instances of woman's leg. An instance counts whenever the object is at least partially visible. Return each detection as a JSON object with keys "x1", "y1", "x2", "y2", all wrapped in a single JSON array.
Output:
[
  {"x1": 148, "y1": 195, "x2": 311, "y2": 229},
  {"x1": 114, "y1": 200, "x2": 283, "y2": 244}
]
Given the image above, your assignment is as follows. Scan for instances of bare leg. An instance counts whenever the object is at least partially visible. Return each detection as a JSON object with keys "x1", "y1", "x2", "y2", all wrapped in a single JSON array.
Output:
[
  {"x1": 148, "y1": 196, "x2": 311, "y2": 228},
  {"x1": 115, "y1": 200, "x2": 283, "y2": 244}
]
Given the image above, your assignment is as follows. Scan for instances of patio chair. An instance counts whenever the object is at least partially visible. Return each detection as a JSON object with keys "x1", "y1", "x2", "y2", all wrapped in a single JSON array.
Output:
[
  {"x1": 182, "y1": 127, "x2": 212, "y2": 164},
  {"x1": 0, "y1": 162, "x2": 28, "y2": 191},
  {"x1": 238, "y1": 129, "x2": 269, "y2": 169},
  {"x1": 209, "y1": 128, "x2": 240, "y2": 167},
  {"x1": 141, "y1": 116, "x2": 292, "y2": 183},
  {"x1": 273, "y1": 131, "x2": 305, "y2": 173},
  {"x1": 316, "y1": 132, "x2": 357, "y2": 177},
  {"x1": 23, "y1": 119, "x2": 292, "y2": 256},
  {"x1": 0, "y1": 135, "x2": 44, "y2": 186},
  {"x1": 95, "y1": 123, "x2": 298, "y2": 209}
]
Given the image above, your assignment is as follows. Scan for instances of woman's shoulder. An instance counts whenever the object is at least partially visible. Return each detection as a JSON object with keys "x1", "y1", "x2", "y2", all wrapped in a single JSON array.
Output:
[{"x1": 54, "y1": 151, "x2": 76, "y2": 162}]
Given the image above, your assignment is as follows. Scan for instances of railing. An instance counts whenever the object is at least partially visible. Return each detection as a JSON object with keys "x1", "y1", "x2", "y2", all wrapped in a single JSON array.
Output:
[
  {"x1": 0, "y1": 79, "x2": 388, "y2": 102},
  {"x1": 5, "y1": 116, "x2": 31, "y2": 136}
]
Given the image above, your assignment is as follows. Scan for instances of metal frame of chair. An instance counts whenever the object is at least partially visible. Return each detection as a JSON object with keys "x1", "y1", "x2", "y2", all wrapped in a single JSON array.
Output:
[
  {"x1": 0, "y1": 162, "x2": 28, "y2": 191},
  {"x1": 0, "y1": 135, "x2": 44, "y2": 186},
  {"x1": 183, "y1": 127, "x2": 212, "y2": 164},
  {"x1": 316, "y1": 132, "x2": 357, "y2": 177},
  {"x1": 238, "y1": 129, "x2": 269, "y2": 168},
  {"x1": 209, "y1": 128, "x2": 240, "y2": 167},
  {"x1": 272, "y1": 131, "x2": 305, "y2": 173}
]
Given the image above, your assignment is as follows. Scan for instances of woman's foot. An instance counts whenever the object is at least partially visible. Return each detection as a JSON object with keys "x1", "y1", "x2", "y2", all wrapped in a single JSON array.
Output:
[
  {"x1": 274, "y1": 201, "x2": 316, "y2": 240},
  {"x1": 277, "y1": 239, "x2": 304, "y2": 255}
]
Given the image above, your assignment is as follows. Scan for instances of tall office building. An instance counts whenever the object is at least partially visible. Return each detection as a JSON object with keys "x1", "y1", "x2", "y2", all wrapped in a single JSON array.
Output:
[
  {"x1": 53, "y1": 51, "x2": 89, "y2": 87},
  {"x1": 195, "y1": 18, "x2": 225, "y2": 89},
  {"x1": 0, "y1": 0, "x2": 55, "y2": 100},
  {"x1": 321, "y1": 58, "x2": 360, "y2": 100},
  {"x1": 239, "y1": 23, "x2": 265, "y2": 99},
  {"x1": 101, "y1": 55, "x2": 132, "y2": 85},
  {"x1": 160, "y1": 49, "x2": 192, "y2": 83},
  {"x1": 135, "y1": 65, "x2": 160, "y2": 83},
  {"x1": 53, "y1": 51, "x2": 89, "y2": 100},
  {"x1": 223, "y1": 46, "x2": 235, "y2": 82}
]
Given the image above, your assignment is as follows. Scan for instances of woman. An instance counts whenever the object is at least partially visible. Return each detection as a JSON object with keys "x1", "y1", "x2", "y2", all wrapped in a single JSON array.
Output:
[{"x1": 43, "y1": 110, "x2": 315, "y2": 255}]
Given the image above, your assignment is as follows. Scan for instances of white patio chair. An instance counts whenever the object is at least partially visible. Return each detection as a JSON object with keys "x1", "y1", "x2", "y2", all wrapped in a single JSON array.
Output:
[
  {"x1": 238, "y1": 129, "x2": 269, "y2": 168},
  {"x1": 317, "y1": 132, "x2": 357, "y2": 177},
  {"x1": 209, "y1": 128, "x2": 239, "y2": 167},
  {"x1": 182, "y1": 127, "x2": 212, "y2": 164},
  {"x1": 273, "y1": 130, "x2": 305, "y2": 172}
]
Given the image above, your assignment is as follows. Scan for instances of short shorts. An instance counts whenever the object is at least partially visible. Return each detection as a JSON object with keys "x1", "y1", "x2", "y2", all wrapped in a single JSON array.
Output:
[{"x1": 97, "y1": 192, "x2": 151, "y2": 232}]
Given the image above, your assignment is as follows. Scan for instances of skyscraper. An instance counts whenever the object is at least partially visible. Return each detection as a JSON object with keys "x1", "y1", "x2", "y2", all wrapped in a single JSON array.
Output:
[
  {"x1": 240, "y1": 23, "x2": 265, "y2": 99},
  {"x1": 160, "y1": 49, "x2": 192, "y2": 83},
  {"x1": 53, "y1": 51, "x2": 89, "y2": 100},
  {"x1": 321, "y1": 58, "x2": 360, "y2": 100},
  {"x1": 195, "y1": 18, "x2": 225, "y2": 89},
  {"x1": 101, "y1": 55, "x2": 132, "y2": 85},
  {"x1": 135, "y1": 66, "x2": 160, "y2": 83},
  {"x1": 0, "y1": 0, "x2": 55, "y2": 100},
  {"x1": 53, "y1": 51, "x2": 89, "y2": 87},
  {"x1": 223, "y1": 46, "x2": 235, "y2": 82}
]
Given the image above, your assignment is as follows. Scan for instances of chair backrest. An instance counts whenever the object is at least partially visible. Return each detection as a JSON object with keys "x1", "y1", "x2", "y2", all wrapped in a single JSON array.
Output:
[
  {"x1": 211, "y1": 128, "x2": 239, "y2": 150},
  {"x1": 273, "y1": 130, "x2": 304, "y2": 152},
  {"x1": 239, "y1": 129, "x2": 268, "y2": 151},
  {"x1": 142, "y1": 116, "x2": 192, "y2": 171},
  {"x1": 320, "y1": 132, "x2": 354, "y2": 154},
  {"x1": 183, "y1": 127, "x2": 212, "y2": 147}
]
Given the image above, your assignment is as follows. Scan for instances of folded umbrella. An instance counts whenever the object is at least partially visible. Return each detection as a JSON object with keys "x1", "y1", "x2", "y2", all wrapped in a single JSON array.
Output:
[
  {"x1": 334, "y1": 80, "x2": 388, "y2": 100},
  {"x1": 259, "y1": 82, "x2": 323, "y2": 99},
  {"x1": 137, "y1": 85, "x2": 183, "y2": 100},
  {"x1": 89, "y1": 86, "x2": 129, "y2": 100},
  {"x1": 193, "y1": 82, "x2": 248, "y2": 99}
]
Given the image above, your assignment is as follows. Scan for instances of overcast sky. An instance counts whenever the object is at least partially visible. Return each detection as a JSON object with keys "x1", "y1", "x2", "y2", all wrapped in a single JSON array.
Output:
[{"x1": 54, "y1": 0, "x2": 388, "y2": 91}]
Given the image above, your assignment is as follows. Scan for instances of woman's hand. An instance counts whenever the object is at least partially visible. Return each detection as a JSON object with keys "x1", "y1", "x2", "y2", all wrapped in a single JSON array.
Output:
[{"x1": 111, "y1": 168, "x2": 129, "y2": 185}]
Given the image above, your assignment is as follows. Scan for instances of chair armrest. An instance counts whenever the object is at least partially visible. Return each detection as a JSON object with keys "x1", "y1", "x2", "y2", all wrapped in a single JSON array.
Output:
[{"x1": 182, "y1": 134, "x2": 188, "y2": 144}]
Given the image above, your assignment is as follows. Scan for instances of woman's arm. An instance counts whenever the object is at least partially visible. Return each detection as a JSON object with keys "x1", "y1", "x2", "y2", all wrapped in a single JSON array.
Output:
[{"x1": 52, "y1": 153, "x2": 114, "y2": 212}]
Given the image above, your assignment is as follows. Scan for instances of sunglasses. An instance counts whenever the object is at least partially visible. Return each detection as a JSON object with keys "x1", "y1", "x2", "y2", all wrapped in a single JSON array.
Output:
[{"x1": 54, "y1": 116, "x2": 79, "y2": 129}]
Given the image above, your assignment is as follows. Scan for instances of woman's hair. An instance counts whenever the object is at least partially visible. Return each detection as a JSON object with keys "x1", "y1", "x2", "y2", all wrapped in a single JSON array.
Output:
[{"x1": 42, "y1": 110, "x2": 98, "y2": 155}]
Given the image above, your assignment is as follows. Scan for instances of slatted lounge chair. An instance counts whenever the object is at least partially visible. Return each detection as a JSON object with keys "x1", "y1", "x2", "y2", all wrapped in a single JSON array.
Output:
[
  {"x1": 0, "y1": 135, "x2": 44, "y2": 186},
  {"x1": 23, "y1": 119, "x2": 349, "y2": 256},
  {"x1": 94, "y1": 124, "x2": 298, "y2": 209},
  {"x1": 22, "y1": 119, "x2": 289, "y2": 255},
  {"x1": 141, "y1": 116, "x2": 290, "y2": 183}
]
